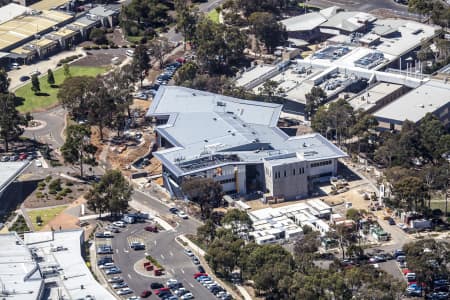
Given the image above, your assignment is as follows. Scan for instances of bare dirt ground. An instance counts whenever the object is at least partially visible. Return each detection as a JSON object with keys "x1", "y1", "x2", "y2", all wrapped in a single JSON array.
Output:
[{"x1": 72, "y1": 51, "x2": 124, "y2": 67}]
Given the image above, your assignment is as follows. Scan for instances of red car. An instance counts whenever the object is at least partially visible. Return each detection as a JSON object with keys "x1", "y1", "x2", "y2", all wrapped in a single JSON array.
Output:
[
  {"x1": 19, "y1": 153, "x2": 27, "y2": 160},
  {"x1": 155, "y1": 287, "x2": 170, "y2": 295},
  {"x1": 140, "y1": 290, "x2": 152, "y2": 298},
  {"x1": 193, "y1": 272, "x2": 208, "y2": 279},
  {"x1": 145, "y1": 225, "x2": 158, "y2": 232}
]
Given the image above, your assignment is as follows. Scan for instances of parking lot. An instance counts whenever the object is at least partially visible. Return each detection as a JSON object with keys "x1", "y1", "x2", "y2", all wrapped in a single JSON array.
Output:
[{"x1": 94, "y1": 218, "x2": 218, "y2": 300}]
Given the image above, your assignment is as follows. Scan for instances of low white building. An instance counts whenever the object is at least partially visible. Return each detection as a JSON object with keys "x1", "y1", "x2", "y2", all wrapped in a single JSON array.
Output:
[
  {"x1": 0, "y1": 230, "x2": 115, "y2": 300},
  {"x1": 248, "y1": 199, "x2": 333, "y2": 241}
]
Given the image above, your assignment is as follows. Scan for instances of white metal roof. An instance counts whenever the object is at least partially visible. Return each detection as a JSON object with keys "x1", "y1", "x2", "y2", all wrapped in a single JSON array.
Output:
[
  {"x1": 0, "y1": 161, "x2": 29, "y2": 194},
  {"x1": 374, "y1": 79, "x2": 450, "y2": 123},
  {"x1": 0, "y1": 4, "x2": 30, "y2": 25},
  {"x1": 0, "y1": 233, "x2": 43, "y2": 300}
]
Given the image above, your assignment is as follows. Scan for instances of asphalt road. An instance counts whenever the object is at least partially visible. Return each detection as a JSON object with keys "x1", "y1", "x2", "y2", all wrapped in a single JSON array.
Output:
[
  {"x1": 99, "y1": 221, "x2": 216, "y2": 300},
  {"x1": 93, "y1": 189, "x2": 216, "y2": 299},
  {"x1": 23, "y1": 106, "x2": 66, "y2": 148}
]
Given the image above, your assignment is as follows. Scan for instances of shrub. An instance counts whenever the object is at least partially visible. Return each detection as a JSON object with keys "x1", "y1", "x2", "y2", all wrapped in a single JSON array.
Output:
[
  {"x1": 45, "y1": 175, "x2": 52, "y2": 182},
  {"x1": 36, "y1": 215, "x2": 42, "y2": 224},
  {"x1": 122, "y1": 45, "x2": 128, "y2": 48},
  {"x1": 91, "y1": 45, "x2": 100, "y2": 50},
  {"x1": 65, "y1": 181, "x2": 73, "y2": 186},
  {"x1": 49, "y1": 189, "x2": 57, "y2": 194},
  {"x1": 130, "y1": 44, "x2": 136, "y2": 48},
  {"x1": 49, "y1": 179, "x2": 62, "y2": 192},
  {"x1": 63, "y1": 187, "x2": 72, "y2": 194},
  {"x1": 38, "y1": 181, "x2": 46, "y2": 188},
  {"x1": 83, "y1": 46, "x2": 91, "y2": 50},
  {"x1": 78, "y1": 54, "x2": 83, "y2": 58},
  {"x1": 55, "y1": 195, "x2": 63, "y2": 200},
  {"x1": 101, "y1": 45, "x2": 109, "y2": 49},
  {"x1": 36, "y1": 191, "x2": 43, "y2": 198}
]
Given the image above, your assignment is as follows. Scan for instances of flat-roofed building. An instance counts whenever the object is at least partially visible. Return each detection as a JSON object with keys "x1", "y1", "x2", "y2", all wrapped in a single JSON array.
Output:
[
  {"x1": 0, "y1": 230, "x2": 115, "y2": 299},
  {"x1": 374, "y1": 79, "x2": 450, "y2": 131},
  {"x1": 348, "y1": 82, "x2": 408, "y2": 113},
  {"x1": 147, "y1": 86, "x2": 347, "y2": 201},
  {"x1": 0, "y1": 3, "x2": 30, "y2": 25},
  {"x1": 0, "y1": 10, "x2": 73, "y2": 52}
]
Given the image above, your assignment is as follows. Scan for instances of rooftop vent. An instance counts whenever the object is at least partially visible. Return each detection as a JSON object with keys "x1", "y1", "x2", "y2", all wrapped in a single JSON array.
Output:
[
  {"x1": 204, "y1": 139, "x2": 208, "y2": 142},
  {"x1": 213, "y1": 117, "x2": 217, "y2": 121},
  {"x1": 231, "y1": 133, "x2": 236, "y2": 136},
  {"x1": 192, "y1": 93, "x2": 196, "y2": 96}
]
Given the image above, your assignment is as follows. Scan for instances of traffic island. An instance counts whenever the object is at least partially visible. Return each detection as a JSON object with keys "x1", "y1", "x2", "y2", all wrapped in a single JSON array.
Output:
[{"x1": 134, "y1": 256, "x2": 171, "y2": 279}]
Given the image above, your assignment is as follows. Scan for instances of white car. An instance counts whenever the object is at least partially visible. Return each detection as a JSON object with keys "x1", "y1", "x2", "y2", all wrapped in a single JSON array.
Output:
[
  {"x1": 35, "y1": 160, "x2": 42, "y2": 167},
  {"x1": 108, "y1": 276, "x2": 123, "y2": 283},
  {"x1": 127, "y1": 297, "x2": 140, "y2": 300},
  {"x1": 117, "y1": 288, "x2": 133, "y2": 295},
  {"x1": 181, "y1": 293, "x2": 194, "y2": 300},
  {"x1": 113, "y1": 221, "x2": 126, "y2": 228},
  {"x1": 175, "y1": 288, "x2": 187, "y2": 296},
  {"x1": 184, "y1": 249, "x2": 194, "y2": 257},
  {"x1": 166, "y1": 278, "x2": 178, "y2": 286},
  {"x1": 177, "y1": 211, "x2": 188, "y2": 219}
]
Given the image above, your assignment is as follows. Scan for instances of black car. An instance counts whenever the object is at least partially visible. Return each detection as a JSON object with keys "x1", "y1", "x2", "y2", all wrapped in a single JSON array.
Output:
[
  {"x1": 169, "y1": 207, "x2": 179, "y2": 214},
  {"x1": 158, "y1": 291, "x2": 171, "y2": 298},
  {"x1": 150, "y1": 282, "x2": 164, "y2": 290},
  {"x1": 19, "y1": 75, "x2": 30, "y2": 82},
  {"x1": 388, "y1": 218, "x2": 396, "y2": 225},
  {"x1": 197, "y1": 265, "x2": 205, "y2": 273}
]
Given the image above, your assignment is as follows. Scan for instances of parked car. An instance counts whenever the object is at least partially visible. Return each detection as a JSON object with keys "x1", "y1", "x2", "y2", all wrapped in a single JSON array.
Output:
[
  {"x1": 177, "y1": 211, "x2": 188, "y2": 219},
  {"x1": 145, "y1": 225, "x2": 158, "y2": 232},
  {"x1": 141, "y1": 290, "x2": 152, "y2": 298},
  {"x1": 99, "y1": 262, "x2": 115, "y2": 269},
  {"x1": 19, "y1": 75, "x2": 30, "y2": 82},
  {"x1": 388, "y1": 217, "x2": 396, "y2": 225},
  {"x1": 180, "y1": 293, "x2": 194, "y2": 300},
  {"x1": 112, "y1": 282, "x2": 128, "y2": 289},
  {"x1": 98, "y1": 256, "x2": 113, "y2": 266},
  {"x1": 407, "y1": 283, "x2": 422, "y2": 296},
  {"x1": 197, "y1": 266, "x2": 205, "y2": 273},
  {"x1": 155, "y1": 287, "x2": 170, "y2": 295},
  {"x1": 169, "y1": 207, "x2": 179, "y2": 214},
  {"x1": 9, "y1": 155, "x2": 18, "y2": 161},
  {"x1": 113, "y1": 221, "x2": 126, "y2": 227},
  {"x1": 106, "y1": 267, "x2": 121, "y2": 275},
  {"x1": 35, "y1": 160, "x2": 42, "y2": 167},
  {"x1": 174, "y1": 288, "x2": 187, "y2": 296},
  {"x1": 151, "y1": 282, "x2": 164, "y2": 290},
  {"x1": 192, "y1": 256, "x2": 200, "y2": 265},
  {"x1": 117, "y1": 288, "x2": 133, "y2": 295},
  {"x1": 184, "y1": 249, "x2": 194, "y2": 257},
  {"x1": 0, "y1": 156, "x2": 9, "y2": 162},
  {"x1": 108, "y1": 276, "x2": 123, "y2": 283},
  {"x1": 19, "y1": 153, "x2": 28, "y2": 160}
]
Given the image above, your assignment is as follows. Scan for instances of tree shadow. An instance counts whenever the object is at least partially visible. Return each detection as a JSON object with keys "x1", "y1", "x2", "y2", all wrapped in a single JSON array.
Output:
[
  {"x1": 50, "y1": 84, "x2": 59, "y2": 88},
  {"x1": 35, "y1": 92, "x2": 50, "y2": 96},
  {"x1": 14, "y1": 96, "x2": 25, "y2": 106}
]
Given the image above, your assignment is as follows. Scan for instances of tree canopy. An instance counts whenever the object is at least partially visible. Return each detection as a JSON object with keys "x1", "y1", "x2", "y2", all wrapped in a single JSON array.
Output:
[{"x1": 181, "y1": 177, "x2": 223, "y2": 218}]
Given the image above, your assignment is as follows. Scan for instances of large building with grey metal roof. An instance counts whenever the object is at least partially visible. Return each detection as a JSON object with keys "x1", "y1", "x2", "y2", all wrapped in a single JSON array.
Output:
[{"x1": 147, "y1": 86, "x2": 347, "y2": 200}]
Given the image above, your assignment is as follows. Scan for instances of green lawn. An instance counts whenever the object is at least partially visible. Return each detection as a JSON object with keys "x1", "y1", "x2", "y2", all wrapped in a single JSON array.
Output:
[
  {"x1": 208, "y1": 9, "x2": 220, "y2": 24},
  {"x1": 15, "y1": 66, "x2": 107, "y2": 113},
  {"x1": 27, "y1": 205, "x2": 68, "y2": 230}
]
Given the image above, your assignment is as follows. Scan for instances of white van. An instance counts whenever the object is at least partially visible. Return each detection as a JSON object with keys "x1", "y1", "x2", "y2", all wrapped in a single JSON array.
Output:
[{"x1": 126, "y1": 50, "x2": 134, "y2": 57}]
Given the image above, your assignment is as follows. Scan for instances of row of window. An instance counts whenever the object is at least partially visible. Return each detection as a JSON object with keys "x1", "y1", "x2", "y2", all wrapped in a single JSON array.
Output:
[
  {"x1": 310, "y1": 160, "x2": 332, "y2": 168},
  {"x1": 219, "y1": 178, "x2": 236, "y2": 184},
  {"x1": 273, "y1": 167, "x2": 306, "y2": 179}
]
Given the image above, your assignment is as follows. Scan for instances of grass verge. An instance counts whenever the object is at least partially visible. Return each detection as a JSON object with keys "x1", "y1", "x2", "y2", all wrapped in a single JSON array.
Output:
[
  {"x1": 27, "y1": 205, "x2": 68, "y2": 230},
  {"x1": 146, "y1": 255, "x2": 164, "y2": 270},
  {"x1": 15, "y1": 66, "x2": 107, "y2": 113},
  {"x1": 208, "y1": 9, "x2": 220, "y2": 23}
]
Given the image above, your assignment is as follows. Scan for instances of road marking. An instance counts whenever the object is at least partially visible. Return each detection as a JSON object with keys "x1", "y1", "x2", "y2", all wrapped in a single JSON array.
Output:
[
  {"x1": 115, "y1": 249, "x2": 119, "y2": 254},
  {"x1": 128, "y1": 274, "x2": 132, "y2": 279},
  {"x1": 154, "y1": 240, "x2": 157, "y2": 245},
  {"x1": 124, "y1": 248, "x2": 129, "y2": 253},
  {"x1": 171, "y1": 268, "x2": 175, "y2": 274},
  {"x1": 169, "y1": 251, "x2": 173, "y2": 257},
  {"x1": 188, "y1": 282, "x2": 194, "y2": 288},
  {"x1": 160, "y1": 254, "x2": 165, "y2": 260},
  {"x1": 180, "y1": 268, "x2": 184, "y2": 274}
]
